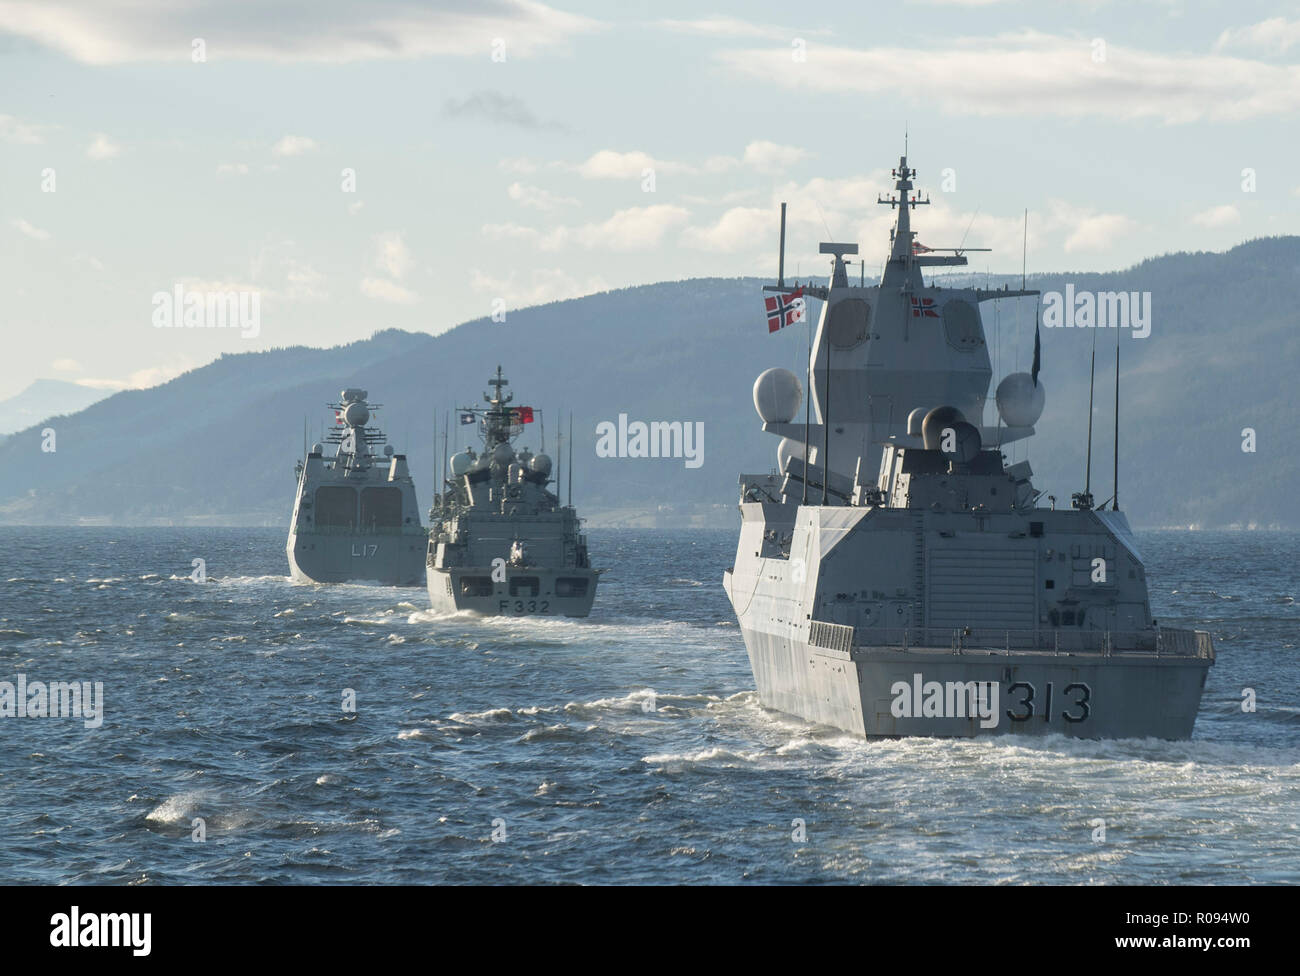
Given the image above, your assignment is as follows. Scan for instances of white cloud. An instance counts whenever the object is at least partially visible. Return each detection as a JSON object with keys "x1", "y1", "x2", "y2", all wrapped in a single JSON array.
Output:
[
  {"x1": 742, "y1": 140, "x2": 810, "y2": 174},
  {"x1": 360, "y1": 277, "x2": 418, "y2": 304},
  {"x1": 656, "y1": 18, "x2": 828, "y2": 41},
  {"x1": 1190, "y1": 204, "x2": 1241, "y2": 228},
  {"x1": 507, "y1": 182, "x2": 578, "y2": 211},
  {"x1": 483, "y1": 204, "x2": 690, "y2": 251},
  {"x1": 0, "y1": 113, "x2": 45, "y2": 144},
  {"x1": 470, "y1": 268, "x2": 608, "y2": 308},
  {"x1": 75, "y1": 361, "x2": 193, "y2": 391},
  {"x1": 216, "y1": 162, "x2": 249, "y2": 176},
  {"x1": 10, "y1": 217, "x2": 51, "y2": 241},
  {"x1": 283, "y1": 260, "x2": 328, "y2": 300},
  {"x1": 347, "y1": 200, "x2": 364, "y2": 215},
  {"x1": 681, "y1": 207, "x2": 773, "y2": 252},
  {"x1": 86, "y1": 133, "x2": 120, "y2": 159},
  {"x1": 498, "y1": 156, "x2": 541, "y2": 174},
  {"x1": 51, "y1": 358, "x2": 83, "y2": 372},
  {"x1": 1046, "y1": 200, "x2": 1139, "y2": 253},
  {"x1": 1214, "y1": 18, "x2": 1300, "y2": 56},
  {"x1": 572, "y1": 205, "x2": 690, "y2": 250},
  {"x1": 576, "y1": 149, "x2": 668, "y2": 179},
  {"x1": 717, "y1": 32, "x2": 1300, "y2": 123},
  {"x1": 0, "y1": 0, "x2": 599, "y2": 64},
  {"x1": 271, "y1": 134, "x2": 318, "y2": 156},
  {"x1": 372, "y1": 232, "x2": 413, "y2": 279}
]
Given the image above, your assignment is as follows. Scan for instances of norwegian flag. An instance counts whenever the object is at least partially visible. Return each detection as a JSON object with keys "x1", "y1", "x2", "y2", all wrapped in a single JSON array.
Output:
[
  {"x1": 765, "y1": 287, "x2": 805, "y2": 333},
  {"x1": 911, "y1": 241, "x2": 934, "y2": 254},
  {"x1": 910, "y1": 296, "x2": 939, "y2": 318}
]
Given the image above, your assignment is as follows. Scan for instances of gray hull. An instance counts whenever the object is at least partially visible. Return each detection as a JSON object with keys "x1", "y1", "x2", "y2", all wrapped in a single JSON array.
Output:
[
  {"x1": 738, "y1": 625, "x2": 1211, "y2": 739},
  {"x1": 427, "y1": 566, "x2": 598, "y2": 617},
  {"x1": 288, "y1": 529, "x2": 426, "y2": 586}
]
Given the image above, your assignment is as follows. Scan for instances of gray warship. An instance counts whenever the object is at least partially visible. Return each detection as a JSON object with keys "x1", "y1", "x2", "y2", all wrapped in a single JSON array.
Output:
[
  {"x1": 722, "y1": 153, "x2": 1214, "y2": 739},
  {"x1": 287, "y1": 388, "x2": 425, "y2": 585},
  {"x1": 426, "y1": 367, "x2": 598, "y2": 616}
]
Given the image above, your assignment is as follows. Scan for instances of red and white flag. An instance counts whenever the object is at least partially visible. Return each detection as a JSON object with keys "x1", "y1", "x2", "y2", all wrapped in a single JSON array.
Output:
[{"x1": 765, "y1": 287, "x2": 805, "y2": 333}]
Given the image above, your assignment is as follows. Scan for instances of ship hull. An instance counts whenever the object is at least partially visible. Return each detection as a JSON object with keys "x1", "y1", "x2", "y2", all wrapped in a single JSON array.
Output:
[
  {"x1": 735, "y1": 623, "x2": 1211, "y2": 738},
  {"x1": 287, "y1": 530, "x2": 426, "y2": 586},
  {"x1": 427, "y1": 566, "x2": 598, "y2": 617}
]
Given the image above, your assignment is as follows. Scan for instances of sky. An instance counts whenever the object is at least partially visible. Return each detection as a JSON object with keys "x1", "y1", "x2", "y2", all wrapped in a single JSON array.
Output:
[{"x1": 1, "y1": 0, "x2": 1298, "y2": 399}]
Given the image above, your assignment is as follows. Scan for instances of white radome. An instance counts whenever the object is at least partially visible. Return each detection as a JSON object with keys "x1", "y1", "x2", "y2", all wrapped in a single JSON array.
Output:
[
  {"x1": 753, "y1": 368, "x2": 802, "y2": 424},
  {"x1": 776, "y1": 437, "x2": 805, "y2": 474},
  {"x1": 995, "y1": 372, "x2": 1046, "y2": 428}
]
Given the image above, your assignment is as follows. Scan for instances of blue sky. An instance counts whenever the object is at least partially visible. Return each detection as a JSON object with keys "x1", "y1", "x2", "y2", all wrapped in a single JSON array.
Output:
[{"x1": 1, "y1": 0, "x2": 1297, "y2": 397}]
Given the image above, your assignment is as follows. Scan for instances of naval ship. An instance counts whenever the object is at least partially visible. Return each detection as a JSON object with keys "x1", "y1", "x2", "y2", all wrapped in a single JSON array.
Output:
[
  {"x1": 287, "y1": 388, "x2": 425, "y2": 585},
  {"x1": 426, "y1": 367, "x2": 598, "y2": 616},
  {"x1": 722, "y1": 153, "x2": 1214, "y2": 739}
]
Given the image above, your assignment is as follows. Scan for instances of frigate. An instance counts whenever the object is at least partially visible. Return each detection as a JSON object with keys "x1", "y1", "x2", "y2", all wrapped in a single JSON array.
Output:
[
  {"x1": 287, "y1": 388, "x2": 425, "y2": 585},
  {"x1": 722, "y1": 153, "x2": 1214, "y2": 739},
  {"x1": 426, "y1": 367, "x2": 599, "y2": 616}
]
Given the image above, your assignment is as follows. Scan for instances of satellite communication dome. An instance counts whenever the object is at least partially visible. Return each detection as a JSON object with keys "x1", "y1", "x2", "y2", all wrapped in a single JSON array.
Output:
[
  {"x1": 776, "y1": 437, "x2": 805, "y2": 474},
  {"x1": 311, "y1": 443, "x2": 323, "y2": 455},
  {"x1": 921, "y1": 405, "x2": 966, "y2": 451},
  {"x1": 906, "y1": 407, "x2": 928, "y2": 436},
  {"x1": 492, "y1": 442, "x2": 515, "y2": 465},
  {"x1": 753, "y1": 368, "x2": 802, "y2": 424},
  {"x1": 530, "y1": 453, "x2": 553, "y2": 477},
  {"x1": 995, "y1": 372, "x2": 1046, "y2": 428},
  {"x1": 383, "y1": 444, "x2": 394, "y2": 456},
  {"x1": 449, "y1": 451, "x2": 474, "y2": 476},
  {"x1": 342, "y1": 402, "x2": 369, "y2": 427}
]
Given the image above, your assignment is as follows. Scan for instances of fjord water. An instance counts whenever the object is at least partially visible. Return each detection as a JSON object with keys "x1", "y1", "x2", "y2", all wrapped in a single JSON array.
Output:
[{"x1": 0, "y1": 527, "x2": 1295, "y2": 885}]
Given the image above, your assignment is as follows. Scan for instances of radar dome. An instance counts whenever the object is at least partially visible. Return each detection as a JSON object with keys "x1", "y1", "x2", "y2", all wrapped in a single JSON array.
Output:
[
  {"x1": 995, "y1": 372, "x2": 1046, "y2": 428},
  {"x1": 530, "y1": 453, "x2": 553, "y2": 478},
  {"x1": 342, "y1": 402, "x2": 369, "y2": 427},
  {"x1": 492, "y1": 442, "x2": 515, "y2": 465},
  {"x1": 383, "y1": 444, "x2": 394, "y2": 456},
  {"x1": 449, "y1": 451, "x2": 473, "y2": 476},
  {"x1": 921, "y1": 405, "x2": 966, "y2": 451},
  {"x1": 753, "y1": 368, "x2": 802, "y2": 424},
  {"x1": 311, "y1": 443, "x2": 323, "y2": 455},
  {"x1": 776, "y1": 437, "x2": 805, "y2": 474}
]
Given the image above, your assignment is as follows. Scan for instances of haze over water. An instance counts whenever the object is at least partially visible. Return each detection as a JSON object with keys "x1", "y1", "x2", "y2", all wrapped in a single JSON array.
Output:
[{"x1": 0, "y1": 527, "x2": 1295, "y2": 884}]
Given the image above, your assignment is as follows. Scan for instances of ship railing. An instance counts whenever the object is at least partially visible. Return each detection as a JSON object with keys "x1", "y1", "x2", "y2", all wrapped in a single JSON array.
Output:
[
  {"x1": 293, "y1": 524, "x2": 428, "y2": 537},
  {"x1": 823, "y1": 625, "x2": 1213, "y2": 659}
]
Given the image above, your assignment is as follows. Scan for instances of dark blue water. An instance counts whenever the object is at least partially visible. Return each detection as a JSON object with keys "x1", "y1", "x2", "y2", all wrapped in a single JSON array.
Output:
[{"x1": 0, "y1": 528, "x2": 1295, "y2": 884}]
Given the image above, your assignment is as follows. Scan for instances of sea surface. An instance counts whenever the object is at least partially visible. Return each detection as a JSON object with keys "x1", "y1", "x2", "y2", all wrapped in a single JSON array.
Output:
[{"x1": 0, "y1": 527, "x2": 1296, "y2": 885}]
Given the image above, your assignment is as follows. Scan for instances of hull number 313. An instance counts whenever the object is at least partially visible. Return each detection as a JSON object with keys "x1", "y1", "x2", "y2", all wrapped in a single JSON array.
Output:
[{"x1": 1006, "y1": 681, "x2": 1091, "y2": 723}]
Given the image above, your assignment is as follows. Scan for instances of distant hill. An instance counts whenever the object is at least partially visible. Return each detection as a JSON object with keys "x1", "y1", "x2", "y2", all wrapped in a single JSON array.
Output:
[
  {"x1": 0, "y1": 237, "x2": 1296, "y2": 529},
  {"x1": 0, "y1": 379, "x2": 111, "y2": 436}
]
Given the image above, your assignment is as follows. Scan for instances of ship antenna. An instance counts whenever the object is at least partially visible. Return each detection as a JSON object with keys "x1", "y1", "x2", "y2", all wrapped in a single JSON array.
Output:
[
  {"x1": 1112, "y1": 324, "x2": 1121, "y2": 511},
  {"x1": 568, "y1": 411, "x2": 574, "y2": 508},
  {"x1": 1021, "y1": 208, "x2": 1027, "y2": 291},
  {"x1": 777, "y1": 202, "x2": 787, "y2": 288}
]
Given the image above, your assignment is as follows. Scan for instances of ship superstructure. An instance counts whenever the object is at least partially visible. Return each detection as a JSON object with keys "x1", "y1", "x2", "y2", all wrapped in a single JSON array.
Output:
[
  {"x1": 427, "y1": 367, "x2": 598, "y2": 616},
  {"x1": 722, "y1": 154, "x2": 1214, "y2": 738},
  {"x1": 287, "y1": 388, "x2": 425, "y2": 585}
]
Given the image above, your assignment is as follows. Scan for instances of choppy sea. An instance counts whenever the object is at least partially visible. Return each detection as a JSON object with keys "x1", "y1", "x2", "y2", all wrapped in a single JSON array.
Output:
[{"x1": 0, "y1": 527, "x2": 1295, "y2": 885}]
